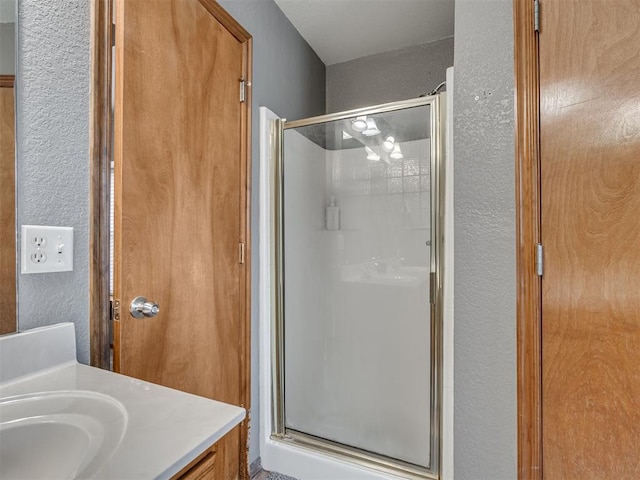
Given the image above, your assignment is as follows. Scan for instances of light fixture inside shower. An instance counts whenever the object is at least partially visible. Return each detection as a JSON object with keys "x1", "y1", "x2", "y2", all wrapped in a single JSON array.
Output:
[
  {"x1": 382, "y1": 136, "x2": 395, "y2": 153},
  {"x1": 390, "y1": 143, "x2": 403, "y2": 160},
  {"x1": 365, "y1": 146, "x2": 381, "y2": 162},
  {"x1": 362, "y1": 118, "x2": 380, "y2": 136},
  {"x1": 351, "y1": 116, "x2": 368, "y2": 132},
  {"x1": 348, "y1": 115, "x2": 401, "y2": 162}
]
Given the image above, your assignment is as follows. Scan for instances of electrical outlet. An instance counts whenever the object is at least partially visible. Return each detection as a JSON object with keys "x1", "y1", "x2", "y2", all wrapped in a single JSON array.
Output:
[
  {"x1": 30, "y1": 251, "x2": 47, "y2": 264},
  {"x1": 21, "y1": 225, "x2": 74, "y2": 274},
  {"x1": 32, "y1": 236, "x2": 46, "y2": 248}
]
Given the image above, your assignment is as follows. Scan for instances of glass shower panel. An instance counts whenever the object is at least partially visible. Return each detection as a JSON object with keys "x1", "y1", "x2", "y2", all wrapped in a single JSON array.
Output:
[{"x1": 282, "y1": 105, "x2": 433, "y2": 469}]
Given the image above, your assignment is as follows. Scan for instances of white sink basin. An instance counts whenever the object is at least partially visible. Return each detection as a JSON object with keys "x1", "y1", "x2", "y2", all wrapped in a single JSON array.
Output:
[{"x1": 0, "y1": 391, "x2": 128, "y2": 479}]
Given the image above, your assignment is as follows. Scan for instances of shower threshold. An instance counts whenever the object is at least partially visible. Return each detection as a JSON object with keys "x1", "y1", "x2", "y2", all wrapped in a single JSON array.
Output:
[{"x1": 273, "y1": 429, "x2": 436, "y2": 480}]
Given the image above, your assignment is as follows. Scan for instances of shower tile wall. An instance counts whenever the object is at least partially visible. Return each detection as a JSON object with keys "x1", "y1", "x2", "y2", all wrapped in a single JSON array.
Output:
[
  {"x1": 330, "y1": 139, "x2": 431, "y2": 266},
  {"x1": 327, "y1": 139, "x2": 431, "y2": 467},
  {"x1": 284, "y1": 131, "x2": 431, "y2": 468}
]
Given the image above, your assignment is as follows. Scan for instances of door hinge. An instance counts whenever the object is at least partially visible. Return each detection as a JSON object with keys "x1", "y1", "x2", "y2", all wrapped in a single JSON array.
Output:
[
  {"x1": 111, "y1": 299, "x2": 121, "y2": 321},
  {"x1": 111, "y1": 23, "x2": 116, "y2": 46},
  {"x1": 534, "y1": 0, "x2": 540, "y2": 32},
  {"x1": 240, "y1": 79, "x2": 246, "y2": 103},
  {"x1": 535, "y1": 243, "x2": 544, "y2": 276},
  {"x1": 239, "y1": 242, "x2": 245, "y2": 264}
]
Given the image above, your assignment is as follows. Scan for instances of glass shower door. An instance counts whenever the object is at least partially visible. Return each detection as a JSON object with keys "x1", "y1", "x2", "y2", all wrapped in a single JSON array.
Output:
[{"x1": 274, "y1": 97, "x2": 443, "y2": 479}]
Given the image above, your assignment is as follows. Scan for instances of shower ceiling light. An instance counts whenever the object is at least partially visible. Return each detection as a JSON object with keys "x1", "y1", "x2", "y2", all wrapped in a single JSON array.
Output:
[
  {"x1": 382, "y1": 136, "x2": 395, "y2": 153},
  {"x1": 351, "y1": 116, "x2": 368, "y2": 132},
  {"x1": 390, "y1": 143, "x2": 403, "y2": 160},
  {"x1": 362, "y1": 118, "x2": 380, "y2": 136},
  {"x1": 365, "y1": 146, "x2": 380, "y2": 162}
]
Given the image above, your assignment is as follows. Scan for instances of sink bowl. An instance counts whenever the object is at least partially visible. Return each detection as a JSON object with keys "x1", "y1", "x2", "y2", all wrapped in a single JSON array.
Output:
[{"x1": 0, "y1": 391, "x2": 128, "y2": 479}]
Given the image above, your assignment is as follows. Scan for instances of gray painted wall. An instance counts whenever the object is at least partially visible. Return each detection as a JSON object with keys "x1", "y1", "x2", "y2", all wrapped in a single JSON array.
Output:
[
  {"x1": 0, "y1": 0, "x2": 16, "y2": 23},
  {"x1": 216, "y1": 0, "x2": 326, "y2": 464},
  {"x1": 0, "y1": 22, "x2": 15, "y2": 74},
  {"x1": 16, "y1": 0, "x2": 92, "y2": 364},
  {"x1": 453, "y1": 0, "x2": 517, "y2": 479},
  {"x1": 326, "y1": 37, "x2": 453, "y2": 113},
  {"x1": 0, "y1": 0, "x2": 17, "y2": 23}
]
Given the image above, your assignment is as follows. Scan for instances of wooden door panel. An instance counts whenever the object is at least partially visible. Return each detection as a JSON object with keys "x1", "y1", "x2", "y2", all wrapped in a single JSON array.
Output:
[
  {"x1": 114, "y1": 1, "x2": 250, "y2": 478},
  {"x1": 0, "y1": 82, "x2": 16, "y2": 335},
  {"x1": 540, "y1": 1, "x2": 640, "y2": 478}
]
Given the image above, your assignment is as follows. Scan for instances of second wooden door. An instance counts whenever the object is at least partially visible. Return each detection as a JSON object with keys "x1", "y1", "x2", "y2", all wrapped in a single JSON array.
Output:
[{"x1": 540, "y1": 1, "x2": 640, "y2": 477}]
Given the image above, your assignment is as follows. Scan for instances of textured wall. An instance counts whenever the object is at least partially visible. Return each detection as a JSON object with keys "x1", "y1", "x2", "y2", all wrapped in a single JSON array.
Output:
[
  {"x1": 326, "y1": 37, "x2": 453, "y2": 113},
  {"x1": 16, "y1": 0, "x2": 91, "y2": 363},
  {"x1": 453, "y1": 0, "x2": 517, "y2": 478},
  {"x1": 0, "y1": 23, "x2": 15, "y2": 74},
  {"x1": 212, "y1": 0, "x2": 326, "y2": 465}
]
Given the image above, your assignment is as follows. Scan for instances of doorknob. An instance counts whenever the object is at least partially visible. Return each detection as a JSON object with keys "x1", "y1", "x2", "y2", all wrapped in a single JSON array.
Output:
[{"x1": 129, "y1": 296, "x2": 160, "y2": 318}]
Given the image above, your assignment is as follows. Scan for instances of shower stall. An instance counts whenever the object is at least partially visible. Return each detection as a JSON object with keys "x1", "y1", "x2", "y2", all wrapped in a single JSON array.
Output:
[{"x1": 260, "y1": 93, "x2": 447, "y2": 480}]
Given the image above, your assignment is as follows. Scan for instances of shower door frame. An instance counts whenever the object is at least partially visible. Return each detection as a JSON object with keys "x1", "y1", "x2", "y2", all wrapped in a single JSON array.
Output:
[{"x1": 270, "y1": 95, "x2": 446, "y2": 480}]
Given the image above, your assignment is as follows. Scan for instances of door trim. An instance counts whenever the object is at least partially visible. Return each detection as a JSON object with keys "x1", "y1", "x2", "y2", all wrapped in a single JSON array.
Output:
[
  {"x1": 89, "y1": 0, "x2": 253, "y2": 476},
  {"x1": 89, "y1": 0, "x2": 112, "y2": 370},
  {"x1": 513, "y1": 0, "x2": 542, "y2": 478}
]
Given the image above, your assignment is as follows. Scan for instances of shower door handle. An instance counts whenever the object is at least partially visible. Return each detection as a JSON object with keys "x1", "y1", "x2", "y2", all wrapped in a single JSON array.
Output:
[{"x1": 129, "y1": 296, "x2": 160, "y2": 318}]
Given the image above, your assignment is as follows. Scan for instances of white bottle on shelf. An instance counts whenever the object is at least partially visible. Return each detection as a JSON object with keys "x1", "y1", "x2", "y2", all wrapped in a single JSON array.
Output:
[{"x1": 326, "y1": 196, "x2": 340, "y2": 231}]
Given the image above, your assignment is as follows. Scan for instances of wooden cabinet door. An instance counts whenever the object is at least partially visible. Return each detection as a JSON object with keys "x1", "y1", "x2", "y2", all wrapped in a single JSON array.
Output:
[
  {"x1": 174, "y1": 446, "x2": 218, "y2": 480},
  {"x1": 113, "y1": 1, "x2": 251, "y2": 478},
  {"x1": 540, "y1": 1, "x2": 640, "y2": 478}
]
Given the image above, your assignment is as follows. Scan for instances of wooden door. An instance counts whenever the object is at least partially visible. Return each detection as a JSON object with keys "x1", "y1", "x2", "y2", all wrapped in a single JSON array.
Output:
[
  {"x1": 540, "y1": 1, "x2": 640, "y2": 477},
  {"x1": 113, "y1": 1, "x2": 251, "y2": 479},
  {"x1": 0, "y1": 77, "x2": 16, "y2": 335}
]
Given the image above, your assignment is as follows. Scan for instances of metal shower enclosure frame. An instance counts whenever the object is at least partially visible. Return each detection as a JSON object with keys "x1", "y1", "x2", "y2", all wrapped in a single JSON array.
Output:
[{"x1": 269, "y1": 94, "x2": 446, "y2": 480}]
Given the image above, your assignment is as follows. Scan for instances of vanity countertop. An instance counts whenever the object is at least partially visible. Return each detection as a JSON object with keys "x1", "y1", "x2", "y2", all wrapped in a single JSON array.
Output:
[{"x1": 0, "y1": 323, "x2": 245, "y2": 479}]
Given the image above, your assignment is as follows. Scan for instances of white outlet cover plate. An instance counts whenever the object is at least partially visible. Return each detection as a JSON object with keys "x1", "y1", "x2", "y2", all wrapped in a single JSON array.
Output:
[{"x1": 21, "y1": 225, "x2": 74, "y2": 274}]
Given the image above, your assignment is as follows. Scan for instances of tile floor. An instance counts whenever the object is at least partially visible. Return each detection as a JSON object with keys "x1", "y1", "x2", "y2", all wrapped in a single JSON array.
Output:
[{"x1": 252, "y1": 469, "x2": 298, "y2": 480}]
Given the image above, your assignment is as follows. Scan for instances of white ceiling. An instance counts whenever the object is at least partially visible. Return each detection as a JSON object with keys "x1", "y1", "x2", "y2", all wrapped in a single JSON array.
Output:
[{"x1": 273, "y1": 0, "x2": 455, "y2": 65}]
